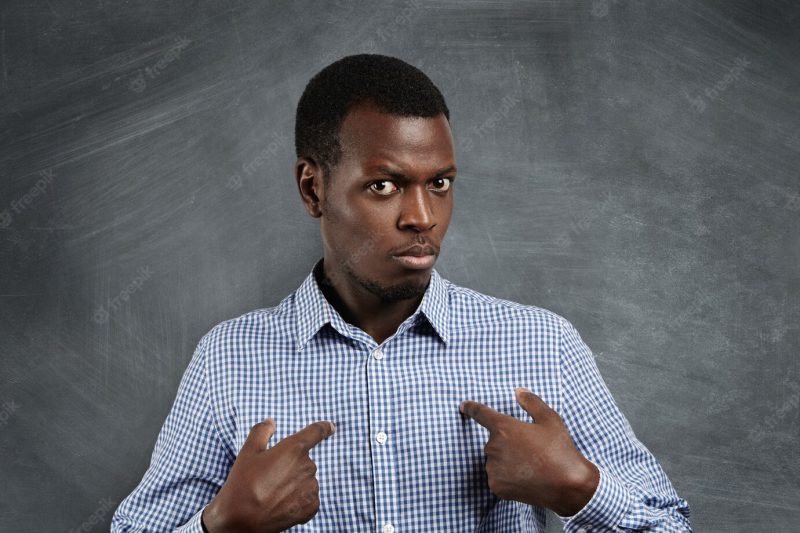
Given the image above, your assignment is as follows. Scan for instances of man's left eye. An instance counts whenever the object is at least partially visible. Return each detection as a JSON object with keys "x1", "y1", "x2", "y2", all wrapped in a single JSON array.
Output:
[{"x1": 429, "y1": 177, "x2": 453, "y2": 192}]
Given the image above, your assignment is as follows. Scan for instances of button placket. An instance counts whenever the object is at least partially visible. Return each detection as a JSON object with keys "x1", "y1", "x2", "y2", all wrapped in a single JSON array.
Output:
[{"x1": 366, "y1": 343, "x2": 399, "y2": 533}]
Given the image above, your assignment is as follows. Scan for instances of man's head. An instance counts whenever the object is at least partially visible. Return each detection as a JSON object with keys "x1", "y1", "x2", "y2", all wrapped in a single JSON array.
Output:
[{"x1": 294, "y1": 54, "x2": 456, "y2": 302}]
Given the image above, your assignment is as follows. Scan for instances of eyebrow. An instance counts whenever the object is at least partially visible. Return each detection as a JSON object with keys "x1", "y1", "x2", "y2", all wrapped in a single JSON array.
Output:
[{"x1": 370, "y1": 164, "x2": 457, "y2": 181}]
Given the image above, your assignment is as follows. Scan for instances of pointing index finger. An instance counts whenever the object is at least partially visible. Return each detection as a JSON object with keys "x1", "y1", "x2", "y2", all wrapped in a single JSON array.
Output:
[
  {"x1": 459, "y1": 400, "x2": 503, "y2": 430},
  {"x1": 292, "y1": 420, "x2": 336, "y2": 451}
]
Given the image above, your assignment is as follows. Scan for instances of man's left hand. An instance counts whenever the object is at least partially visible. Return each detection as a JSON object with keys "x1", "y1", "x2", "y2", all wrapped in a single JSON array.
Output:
[{"x1": 459, "y1": 387, "x2": 600, "y2": 517}]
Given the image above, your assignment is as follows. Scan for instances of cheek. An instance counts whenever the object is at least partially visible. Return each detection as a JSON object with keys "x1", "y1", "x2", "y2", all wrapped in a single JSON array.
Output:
[
  {"x1": 352, "y1": 202, "x2": 395, "y2": 232},
  {"x1": 322, "y1": 193, "x2": 359, "y2": 228},
  {"x1": 434, "y1": 201, "x2": 453, "y2": 233},
  {"x1": 328, "y1": 205, "x2": 388, "y2": 248}
]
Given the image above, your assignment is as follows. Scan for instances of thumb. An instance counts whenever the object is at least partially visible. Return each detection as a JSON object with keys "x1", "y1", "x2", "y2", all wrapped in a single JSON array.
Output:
[
  {"x1": 515, "y1": 388, "x2": 552, "y2": 423},
  {"x1": 242, "y1": 418, "x2": 276, "y2": 453}
]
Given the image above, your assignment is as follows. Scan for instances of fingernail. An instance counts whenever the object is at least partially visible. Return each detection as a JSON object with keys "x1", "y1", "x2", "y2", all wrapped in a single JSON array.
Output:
[{"x1": 329, "y1": 421, "x2": 336, "y2": 433}]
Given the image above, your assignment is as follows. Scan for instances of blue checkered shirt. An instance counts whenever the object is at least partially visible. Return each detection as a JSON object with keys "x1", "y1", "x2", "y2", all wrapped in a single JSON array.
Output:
[{"x1": 111, "y1": 258, "x2": 692, "y2": 532}]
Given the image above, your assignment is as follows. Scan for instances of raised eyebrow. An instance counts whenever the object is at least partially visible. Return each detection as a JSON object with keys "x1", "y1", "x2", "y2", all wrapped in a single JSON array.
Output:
[{"x1": 372, "y1": 165, "x2": 457, "y2": 181}]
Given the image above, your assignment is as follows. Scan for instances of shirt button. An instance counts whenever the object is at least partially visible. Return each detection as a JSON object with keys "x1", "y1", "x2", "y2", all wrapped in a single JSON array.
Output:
[
  {"x1": 376, "y1": 431, "x2": 387, "y2": 444},
  {"x1": 383, "y1": 523, "x2": 395, "y2": 533},
  {"x1": 373, "y1": 348, "x2": 384, "y2": 360}
]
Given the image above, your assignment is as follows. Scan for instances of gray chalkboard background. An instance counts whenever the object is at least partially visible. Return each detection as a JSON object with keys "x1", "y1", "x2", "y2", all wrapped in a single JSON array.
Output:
[{"x1": 1, "y1": 1, "x2": 798, "y2": 531}]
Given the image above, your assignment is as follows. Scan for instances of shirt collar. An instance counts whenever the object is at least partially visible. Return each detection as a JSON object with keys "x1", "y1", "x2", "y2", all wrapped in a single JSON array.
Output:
[{"x1": 294, "y1": 257, "x2": 450, "y2": 352}]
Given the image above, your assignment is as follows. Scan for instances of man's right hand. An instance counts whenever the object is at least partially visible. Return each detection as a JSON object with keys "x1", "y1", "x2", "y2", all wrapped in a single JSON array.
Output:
[{"x1": 201, "y1": 418, "x2": 335, "y2": 533}]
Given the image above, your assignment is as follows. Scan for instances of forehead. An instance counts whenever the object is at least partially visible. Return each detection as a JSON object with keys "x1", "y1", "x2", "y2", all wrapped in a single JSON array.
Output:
[{"x1": 337, "y1": 103, "x2": 454, "y2": 170}]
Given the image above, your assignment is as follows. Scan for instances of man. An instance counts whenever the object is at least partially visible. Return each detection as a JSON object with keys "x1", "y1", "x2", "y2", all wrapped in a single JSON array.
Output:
[{"x1": 111, "y1": 54, "x2": 692, "y2": 532}]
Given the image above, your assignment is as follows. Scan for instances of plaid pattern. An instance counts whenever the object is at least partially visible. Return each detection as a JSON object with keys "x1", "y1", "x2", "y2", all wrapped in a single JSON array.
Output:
[{"x1": 111, "y1": 258, "x2": 692, "y2": 532}]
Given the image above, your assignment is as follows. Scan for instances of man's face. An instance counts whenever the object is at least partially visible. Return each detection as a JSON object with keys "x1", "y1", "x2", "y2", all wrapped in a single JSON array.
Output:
[{"x1": 318, "y1": 103, "x2": 456, "y2": 301}]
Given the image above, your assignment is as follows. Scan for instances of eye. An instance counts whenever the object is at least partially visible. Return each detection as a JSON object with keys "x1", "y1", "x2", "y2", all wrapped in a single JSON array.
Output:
[
  {"x1": 369, "y1": 180, "x2": 399, "y2": 196},
  {"x1": 429, "y1": 177, "x2": 453, "y2": 192}
]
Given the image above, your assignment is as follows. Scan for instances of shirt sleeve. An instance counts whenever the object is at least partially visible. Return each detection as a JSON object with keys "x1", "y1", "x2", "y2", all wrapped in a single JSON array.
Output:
[
  {"x1": 110, "y1": 332, "x2": 235, "y2": 532},
  {"x1": 553, "y1": 317, "x2": 693, "y2": 532}
]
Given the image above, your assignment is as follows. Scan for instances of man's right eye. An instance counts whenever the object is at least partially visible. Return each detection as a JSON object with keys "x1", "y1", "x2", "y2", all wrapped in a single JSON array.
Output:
[{"x1": 369, "y1": 180, "x2": 399, "y2": 196}]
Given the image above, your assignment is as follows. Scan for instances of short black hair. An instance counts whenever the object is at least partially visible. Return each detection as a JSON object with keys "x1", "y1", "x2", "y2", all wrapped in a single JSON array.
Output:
[{"x1": 295, "y1": 54, "x2": 450, "y2": 182}]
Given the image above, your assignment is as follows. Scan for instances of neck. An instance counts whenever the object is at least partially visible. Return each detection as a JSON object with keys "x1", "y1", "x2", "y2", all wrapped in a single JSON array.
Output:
[{"x1": 314, "y1": 258, "x2": 427, "y2": 345}]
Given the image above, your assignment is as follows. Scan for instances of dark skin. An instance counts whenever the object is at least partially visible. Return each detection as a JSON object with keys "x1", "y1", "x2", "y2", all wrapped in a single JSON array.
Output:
[
  {"x1": 202, "y1": 419, "x2": 335, "y2": 532},
  {"x1": 460, "y1": 388, "x2": 600, "y2": 517},
  {"x1": 297, "y1": 101, "x2": 456, "y2": 344},
  {"x1": 202, "y1": 102, "x2": 599, "y2": 531}
]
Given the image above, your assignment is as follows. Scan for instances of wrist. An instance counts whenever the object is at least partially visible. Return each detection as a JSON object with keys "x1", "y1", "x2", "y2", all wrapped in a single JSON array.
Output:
[
  {"x1": 202, "y1": 496, "x2": 231, "y2": 533},
  {"x1": 553, "y1": 458, "x2": 600, "y2": 517}
]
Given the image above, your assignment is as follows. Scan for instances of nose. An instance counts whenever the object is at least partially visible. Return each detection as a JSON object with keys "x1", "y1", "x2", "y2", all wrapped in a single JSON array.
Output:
[{"x1": 397, "y1": 184, "x2": 436, "y2": 232}]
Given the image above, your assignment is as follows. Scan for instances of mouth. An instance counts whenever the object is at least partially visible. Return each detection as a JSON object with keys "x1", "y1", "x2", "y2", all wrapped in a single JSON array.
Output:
[{"x1": 391, "y1": 253, "x2": 436, "y2": 270}]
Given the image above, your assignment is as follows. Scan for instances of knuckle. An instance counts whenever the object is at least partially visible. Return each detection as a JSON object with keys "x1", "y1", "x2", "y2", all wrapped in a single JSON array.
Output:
[
  {"x1": 294, "y1": 439, "x2": 309, "y2": 453},
  {"x1": 304, "y1": 460, "x2": 317, "y2": 476},
  {"x1": 296, "y1": 510, "x2": 313, "y2": 524},
  {"x1": 484, "y1": 438, "x2": 500, "y2": 455},
  {"x1": 287, "y1": 499, "x2": 302, "y2": 518},
  {"x1": 296, "y1": 493, "x2": 320, "y2": 523},
  {"x1": 300, "y1": 487, "x2": 319, "y2": 509}
]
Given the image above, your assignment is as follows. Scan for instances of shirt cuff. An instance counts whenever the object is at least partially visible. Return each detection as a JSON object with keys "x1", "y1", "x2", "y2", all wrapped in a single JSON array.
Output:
[
  {"x1": 174, "y1": 504, "x2": 210, "y2": 533},
  {"x1": 555, "y1": 460, "x2": 633, "y2": 532}
]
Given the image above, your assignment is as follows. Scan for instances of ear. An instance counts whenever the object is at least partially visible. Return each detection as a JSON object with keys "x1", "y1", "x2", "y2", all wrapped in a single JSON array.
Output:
[{"x1": 295, "y1": 157, "x2": 324, "y2": 218}]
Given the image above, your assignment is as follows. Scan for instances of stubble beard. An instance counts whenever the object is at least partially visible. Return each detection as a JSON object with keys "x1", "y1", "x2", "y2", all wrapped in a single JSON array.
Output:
[{"x1": 330, "y1": 257, "x2": 429, "y2": 302}]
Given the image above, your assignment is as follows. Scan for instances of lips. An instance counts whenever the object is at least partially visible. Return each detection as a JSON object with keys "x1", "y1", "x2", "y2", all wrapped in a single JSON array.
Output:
[
  {"x1": 391, "y1": 244, "x2": 437, "y2": 270},
  {"x1": 392, "y1": 253, "x2": 436, "y2": 270},
  {"x1": 393, "y1": 244, "x2": 437, "y2": 257}
]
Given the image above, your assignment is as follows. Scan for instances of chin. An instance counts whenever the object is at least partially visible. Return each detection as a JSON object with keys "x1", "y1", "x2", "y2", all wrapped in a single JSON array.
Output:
[{"x1": 359, "y1": 267, "x2": 429, "y2": 301}]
